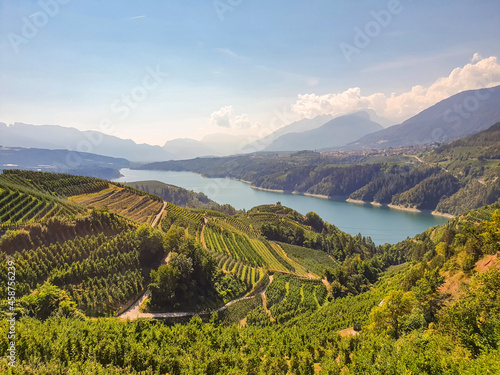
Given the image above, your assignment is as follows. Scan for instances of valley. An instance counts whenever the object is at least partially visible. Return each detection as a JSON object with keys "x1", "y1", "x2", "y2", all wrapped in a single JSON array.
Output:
[
  {"x1": 140, "y1": 122, "x2": 500, "y2": 220},
  {"x1": 0, "y1": 168, "x2": 499, "y2": 373},
  {"x1": 114, "y1": 169, "x2": 448, "y2": 245},
  {"x1": 2, "y1": 1, "x2": 500, "y2": 372}
]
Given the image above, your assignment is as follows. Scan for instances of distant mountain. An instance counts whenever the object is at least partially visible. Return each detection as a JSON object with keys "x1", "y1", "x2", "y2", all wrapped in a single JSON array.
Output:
[
  {"x1": 241, "y1": 114, "x2": 333, "y2": 153},
  {"x1": 163, "y1": 138, "x2": 218, "y2": 159},
  {"x1": 359, "y1": 109, "x2": 395, "y2": 128},
  {"x1": 264, "y1": 112, "x2": 384, "y2": 152},
  {"x1": 0, "y1": 146, "x2": 129, "y2": 179},
  {"x1": 0, "y1": 123, "x2": 175, "y2": 162},
  {"x1": 347, "y1": 85, "x2": 500, "y2": 149},
  {"x1": 201, "y1": 133, "x2": 253, "y2": 155}
]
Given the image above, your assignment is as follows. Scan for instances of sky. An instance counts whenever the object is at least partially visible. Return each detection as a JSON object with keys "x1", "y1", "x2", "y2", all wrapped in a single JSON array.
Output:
[{"x1": 1, "y1": 0, "x2": 500, "y2": 145}]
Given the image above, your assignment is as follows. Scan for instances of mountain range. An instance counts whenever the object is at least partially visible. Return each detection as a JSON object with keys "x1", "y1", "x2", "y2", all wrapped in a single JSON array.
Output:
[
  {"x1": 347, "y1": 85, "x2": 500, "y2": 149},
  {"x1": 0, "y1": 122, "x2": 174, "y2": 162},
  {"x1": 264, "y1": 111, "x2": 384, "y2": 152},
  {"x1": 240, "y1": 114, "x2": 334, "y2": 152},
  {"x1": 2, "y1": 86, "x2": 500, "y2": 163},
  {"x1": 0, "y1": 146, "x2": 129, "y2": 178}
]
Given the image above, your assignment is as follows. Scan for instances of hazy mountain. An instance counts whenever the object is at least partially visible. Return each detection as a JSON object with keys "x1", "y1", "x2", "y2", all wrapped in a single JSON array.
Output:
[
  {"x1": 0, "y1": 146, "x2": 129, "y2": 179},
  {"x1": 347, "y1": 85, "x2": 500, "y2": 149},
  {"x1": 0, "y1": 123, "x2": 175, "y2": 162},
  {"x1": 240, "y1": 114, "x2": 333, "y2": 153},
  {"x1": 201, "y1": 133, "x2": 253, "y2": 155},
  {"x1": 358, "y1": 109, "x2": 396, "y2": 128},
  {"x1": 264, "y1": 112, "x2": 384, "y2": 152},
  {"x1": 163, "y1": 138, "x2": 218, "y2": 159}
]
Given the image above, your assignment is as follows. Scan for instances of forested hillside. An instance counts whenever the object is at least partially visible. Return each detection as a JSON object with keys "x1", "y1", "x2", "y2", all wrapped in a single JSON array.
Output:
[
  {"x1": 141, "y1": 123, "x2": 500, "y2": 216},
  {"x1": 124, "y1": 180, "x2": 237, "y2": 215},
  {"x1": 0, "y1": 169, "x2": 499, "y2": 373}
]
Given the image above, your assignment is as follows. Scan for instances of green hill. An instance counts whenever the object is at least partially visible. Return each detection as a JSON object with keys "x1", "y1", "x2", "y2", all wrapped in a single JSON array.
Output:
[{"x1": 1, "y1": 170, "x2": 499, "y2": 373}]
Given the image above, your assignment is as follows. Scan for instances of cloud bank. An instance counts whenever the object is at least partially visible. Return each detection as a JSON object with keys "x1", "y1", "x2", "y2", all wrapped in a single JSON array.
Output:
[{"x1": 292, "y1": 54, "x2": 500, "y2": 122}]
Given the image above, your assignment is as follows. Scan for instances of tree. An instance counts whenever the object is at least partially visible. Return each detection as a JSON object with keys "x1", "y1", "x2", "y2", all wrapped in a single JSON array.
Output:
[
  {"x1": 439, "y1": 269, "x2": 500, "y2": 356},
  {"x1": 305, "y1": 211, "x2": 324, "y2": 232},
  {"x1": 20, "y1": 282, "x2": 84, "y2": 320},
  {"x1": 413, "y1": 268, "x2": 445, "y2": 324},
  {"x1": 163, "y1": 225, "x2": 185, "y2": 251},
  {"x1": 136, "y1": 224, "x2": 165, "y2": 266},
  {"x1": 149, "y1": 252, "x2": 193, "y2": 307},
  {"x1": 369, "y1": 290, "x2": 416, "y2": 339}
]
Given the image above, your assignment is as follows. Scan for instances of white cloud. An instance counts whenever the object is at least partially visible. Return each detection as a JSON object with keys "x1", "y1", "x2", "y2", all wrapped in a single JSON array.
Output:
[
  {"x1": 471, "y1": 53, "x2": 483, "y2": 63},
  {"x1": 293, "y1": 55, "x2": 500, "y2": 121},
  {"x1": 234, "y1": 113, "x2": 253, "y2": 129},
  {"x1": 210, "y1": 105, "x2": 233, "y2": 128},
  {"x1": 209, "y1": 105, "x2": 257, "y2": 129}
]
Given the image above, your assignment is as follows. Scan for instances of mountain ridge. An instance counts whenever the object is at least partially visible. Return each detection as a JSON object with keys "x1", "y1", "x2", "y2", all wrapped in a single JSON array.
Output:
[
  {"x1": 264, "y1": 112, "x2": 384, "y2": 152},
  {"x1": 347, "y1": 85, "x2": 500, "y2": 149},
  {"x1": 0, "y1": 122, "x2": 175, "y2": 162}
]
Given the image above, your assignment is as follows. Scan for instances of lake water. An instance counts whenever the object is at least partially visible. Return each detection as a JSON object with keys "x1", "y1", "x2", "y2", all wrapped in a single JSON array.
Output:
[{"x1": 113, "y1": 168, "x2": 449, "y2": 245}]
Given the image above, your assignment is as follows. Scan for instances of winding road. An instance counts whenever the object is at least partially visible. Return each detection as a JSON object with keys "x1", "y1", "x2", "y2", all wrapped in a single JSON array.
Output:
[
  {"x1": 151, "y1": 201, "x2": 167, "y2": 228},
  {"x1": 119, "y1": 274, "x2": 273, "y2": 321}
]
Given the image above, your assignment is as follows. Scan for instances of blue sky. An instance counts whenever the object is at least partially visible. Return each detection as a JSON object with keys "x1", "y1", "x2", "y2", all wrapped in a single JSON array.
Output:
[{"x1": 1, "y1": 0, "x2": 500, "y2": 145}]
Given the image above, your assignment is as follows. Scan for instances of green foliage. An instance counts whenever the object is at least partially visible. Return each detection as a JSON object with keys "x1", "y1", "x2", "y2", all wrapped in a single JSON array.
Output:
[
  {"x1": 149, "y1": 238, "x2": 218, "y2": 311},
  {"x1": 2, "y1": 171, "x2": 500, "y2": 373},
  {"x1": 18, "y1": 282, "x2": 85, "y2": 320},
  {"x1": 392, "y1": 172, "x2": 461, "y2": 210},
  {"x1": 351, "y1": 163, "x2": 440, "y2": 204},
  {"x1": 0, "y1": 173, "x2": 86, "y2": 228},
  {"x1": 266, "y1": 274, "x2": 328, "y2": 323},
  {"x1": 436, "y1": 179, "x2": 500, "y2": 215},
  {"x1": 1, "y1": 169, "x2": 109, "y2": 197},
  {"x1": 368, "y1": 290, "x2": 416, "y2": 339},
  {"x1": 219, "y1": 295, "x2": 262, "y2": 325},
  {"x1": 279, "y1": 242, "x2": 337, "y2": 276},
  {"x1": 439, "y1": 269, "x2": 500, "y2": 356}
]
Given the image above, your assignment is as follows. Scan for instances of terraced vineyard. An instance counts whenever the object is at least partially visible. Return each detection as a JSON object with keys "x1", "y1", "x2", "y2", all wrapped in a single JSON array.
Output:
[
  {"x1": 74, "y1": 185, "x2": 163, "y2": 224},
  {"x1": 203, "y1": 225, "x2": 265, "y2": 266},
  {"x1": 220, "y1": 216, "x2": 260, "y2": 237},
  {"x1": 1, "y1": 169, "x2": 109, "y2": 197},
  {"x1": 191, "y1": 210, "x2": 323, "y2": 279},
  {"x1": 212, "y1": 251, "x2": 266, "y2": 290},
  {"x1": 0, "y1": 174, "x2": 86, "y2": 228},
  {"x1": 0, "y1": 207, "x2": 150, "y2": 316},
  {"x1": 265, "y1": 273, "x2": 328, "y2": 323},
  {"x1": 161, "y1": 203, "x2": 204, "y2": 235},
  {"x1": 0, "y1": 170, "x2": 327, "y2": 315}
]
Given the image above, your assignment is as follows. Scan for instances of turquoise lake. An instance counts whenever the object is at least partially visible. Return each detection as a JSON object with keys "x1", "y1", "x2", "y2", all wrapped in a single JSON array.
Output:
[{"x1": 113, "y1": 168, "x2": 449, "y2": 245}]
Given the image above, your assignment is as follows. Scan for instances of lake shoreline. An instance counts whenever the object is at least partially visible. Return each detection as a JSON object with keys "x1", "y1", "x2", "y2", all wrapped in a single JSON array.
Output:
[
  {"x1": 130, "y1": 172, "x2": 455, "y2": 219},
  {"x1": 115, "y1": 169, "x2": 451, "y2": 245},
  {"x1": 347, "y1": 199, "x2": 454, "y2": 218},
  {"x1": 236, "y1": 180, "x2": 455, "y2": 218}
]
